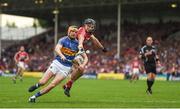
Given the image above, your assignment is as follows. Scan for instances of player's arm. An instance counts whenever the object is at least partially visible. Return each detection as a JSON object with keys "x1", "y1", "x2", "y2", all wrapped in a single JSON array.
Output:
[
  {"x1": 78, "y1": 52, "x2": 88, "y2": 72},
  {"x1": 130, "y1": 63, "x2": 133, "y2": 73},
  {"x1": 78, "y1": 34, "x2": 85, "y2": 50},
  {"x1": 154, "y1": 46, "x2": 160, "y2": 64},
  {"x1": 139, "y1": 48, "x2": 144, "y2": 59},
  {"x1": 90, "y1": 34, "x2": 107, "y2": 52},
  {"x1": 138, "y1": 62, "x2": 142, "y2": 71},
  {"x1": 25, "y1": 53, "x2": 29, "y2": 62},
  {"x1": 80, "y1": 52, "x2": 88, "y2": 67},
  {"x1": 55, "y1": 44, "x2": 66, "y2": 61},
  {"x1": 14, "y1": 52, "x2": 18, "y2": 63},
  {"x1": 139, "y1": 52, "x2": 149, "y2": 59},
  {"x1": 156, "y1": 55, "x2": 160, "y2": 64},
  {"x1": 139, "y1": 47, "x2": 151, "y2": 59}
]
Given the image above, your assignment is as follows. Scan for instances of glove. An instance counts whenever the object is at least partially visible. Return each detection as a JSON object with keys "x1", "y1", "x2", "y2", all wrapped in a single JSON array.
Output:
[
  {"x1": 102, "y1": 48, "x2": 107, "y2": 53},
  {"x1": 79, "y1": 48, "x2": 85, "y2": 52}
]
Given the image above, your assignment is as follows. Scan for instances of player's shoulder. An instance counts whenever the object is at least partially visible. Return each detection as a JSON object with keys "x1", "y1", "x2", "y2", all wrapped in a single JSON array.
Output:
[
  {"x1": 60, "y1": 36, "x2": 68, "y2": 40},
  {"x1": 58, "y1": 36, "x2": 68, "y2": 42},
  {"x1": 78, "y1": 26, "x2": 85, "y2": 32},
  {"x1": 57, "y1": 36, "x2": 69, "y2": 45},
  {"x1": 78, "y1": 26, "x2": 85, "y2": 30},
  {"x1": 16, "y1": 51, "x2": 21, "y2": 54},
  {"x1": 141, "y1": 45, "x2": 147, "y2": 49}
]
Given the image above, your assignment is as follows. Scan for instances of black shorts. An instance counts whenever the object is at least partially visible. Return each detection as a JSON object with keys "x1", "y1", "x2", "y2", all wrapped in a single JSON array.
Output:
[{"x1": 144, "y1": 63, "x2": 156, "y2": 74}]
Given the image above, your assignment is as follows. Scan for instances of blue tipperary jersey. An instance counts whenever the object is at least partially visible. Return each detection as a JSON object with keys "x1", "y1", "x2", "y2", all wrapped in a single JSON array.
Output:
[{"x1": 55, "y1": 36, "x2": 79, "y2": 67}]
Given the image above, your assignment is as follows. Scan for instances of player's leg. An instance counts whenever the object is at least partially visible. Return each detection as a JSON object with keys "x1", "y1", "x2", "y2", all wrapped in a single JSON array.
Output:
[
  {"x1": 12, "y1": 67, "x2": 21, "y2": 84},
  {"x1": 28, "y1": 69, "x2": 54, "y2": 92},
  {"x1": 145, "y1": 64, "x2": 155, "y2": 94},
  {"x1": 130, "y1": 70, "x2": 136, "y2": 83},
  {"x1": 130, "y1": 73, "x2": 135, "y2": 82},
  {"x1": 134, "y1": 73, "x2": 139, "y2": 81},
  {"x1": 39, "y1": 74, "x2": 65, "y2": 95},
  {"x1": 19, "y1": 67, "x2": 25, "y2": 82},
  {"x1": 146, "y1": 73, "x2": 156, "y2": 94},
  {"x1": 63, "y1": 67, "x2": 84, "y2": 97},
  {"x1": 66, "y1": 67, "x2": 82, "y2": 86},
  {"x1": 19, "y1": 62, "x2": 27, "y2": 82},
  {"x1": 63, "y1": 66, "x2": 83, "y2": 96},
  {"x1": 72, "y1": 67, "x2": 84, "y2": 81},
  {"x1": 63, "y1": 54, "x2": 86, "y2": 97},
  {"x1": 29, "y1": 74, "x2": 65, "y2": 102},
  {"x1": 134, "y1": 70, "x2": 139, "y2": 82}
]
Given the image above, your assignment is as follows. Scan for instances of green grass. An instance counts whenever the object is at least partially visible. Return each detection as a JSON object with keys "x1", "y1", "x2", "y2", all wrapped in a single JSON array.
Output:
[{"x1": 0, "y1": 77, "x2": 180, "y2": 108}]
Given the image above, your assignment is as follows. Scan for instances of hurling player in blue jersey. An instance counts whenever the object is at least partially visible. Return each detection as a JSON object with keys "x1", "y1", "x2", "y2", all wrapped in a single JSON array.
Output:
[{"x1": 28, "y1": 26, "x2": 88, "y2": 103}]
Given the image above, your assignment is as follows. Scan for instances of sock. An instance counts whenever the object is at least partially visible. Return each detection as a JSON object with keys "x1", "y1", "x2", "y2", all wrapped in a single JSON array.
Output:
[
  {"x1": 35, "y1": 83, "x2": 41, "y2": 88},
  {"x1": 147, "y1": 79, "x2": 154, "y2": 90},
  {"x1": 66, "y1": 80, "x2": 73, "y2": 89},
  {"x1": 35, "y1": 92, "x2": 42, "y2": 98}
]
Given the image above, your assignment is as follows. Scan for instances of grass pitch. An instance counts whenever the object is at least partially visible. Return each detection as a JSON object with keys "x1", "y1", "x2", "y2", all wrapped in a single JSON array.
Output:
[{"x1": 0, "y1": 77, "x2": 180, "y2": 108}]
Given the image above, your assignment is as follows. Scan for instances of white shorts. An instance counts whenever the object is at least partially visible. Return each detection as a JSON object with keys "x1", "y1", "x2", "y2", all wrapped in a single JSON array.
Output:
[
  {"x1": 74, "y1": 55, "x2": 84, "y2": 65},
  {"x1": 17, "y1": 62, "x2": 26, "y2": 70},
  {"x1": 47, "y1": 60, "x2": 72, "y2": 77},
  {"x1": 132, "y1": 68, "x2": 139, "y2": 75}
]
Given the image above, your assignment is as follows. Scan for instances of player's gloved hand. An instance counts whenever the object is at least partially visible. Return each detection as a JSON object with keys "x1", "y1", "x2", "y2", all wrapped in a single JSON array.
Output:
[
  {"x1": 79, "y1": 48, "x2": 85, "y2": 53},
  {"x1": 102, "y1": 47, "x2": 108, "y2": 53},
  {"x1": 78, "y1": 44, "x2": 84, "y2": 51}
]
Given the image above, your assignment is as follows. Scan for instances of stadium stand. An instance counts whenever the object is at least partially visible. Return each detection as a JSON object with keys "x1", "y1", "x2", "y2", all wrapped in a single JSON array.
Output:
[
  {"x1": 1, "y1": 0, "x2": 180, "y2": 80},
  {"x1": 1, "y1": 21, "x2": 180, "y2": 80}
]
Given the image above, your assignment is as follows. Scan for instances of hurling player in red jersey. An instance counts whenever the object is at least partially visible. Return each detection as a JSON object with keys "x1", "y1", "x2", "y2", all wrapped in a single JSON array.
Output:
[
  {"x1": 130, "y1": 56, "x2": 141, "y2": 83},
  {"x1": 63, "y1": 18, "x2": 107, "y2": 97},
  {"x1": 12, "y1": 46, "x2": 29, "y2": 83},
  {"x1": 77, "y1": 18, "x2": 107, "y2": 52}
]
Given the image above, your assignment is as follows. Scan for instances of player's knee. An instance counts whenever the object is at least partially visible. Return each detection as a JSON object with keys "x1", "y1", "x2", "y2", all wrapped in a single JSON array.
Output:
[
  {"x1": 79, "y1": 71, "x2": 84, "y2": 75},
  {"x1": 150, "y1": 73, "x2": 156, "y2": 78},
  {"x1": 148, "y1": 74, "x2": 155, "y2": 81}
]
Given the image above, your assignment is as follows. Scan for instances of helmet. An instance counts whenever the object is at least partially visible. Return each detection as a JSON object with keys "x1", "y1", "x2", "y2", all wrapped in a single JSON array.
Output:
[
  {"x1": 84, "y1": 18, "x2": 96, "y2": 33},
  {"x1": 84, "y1": 18, "x2": 96, "y2": 26}
]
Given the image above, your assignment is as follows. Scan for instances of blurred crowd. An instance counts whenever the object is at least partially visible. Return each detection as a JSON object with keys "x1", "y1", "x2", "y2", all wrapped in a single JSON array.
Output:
[
  {"x1": 86, "y1": 21, "x2": 180, "y2": 76},
  {"x1": 0, "y1": 21, "x2": 180, "y2": 77}
]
